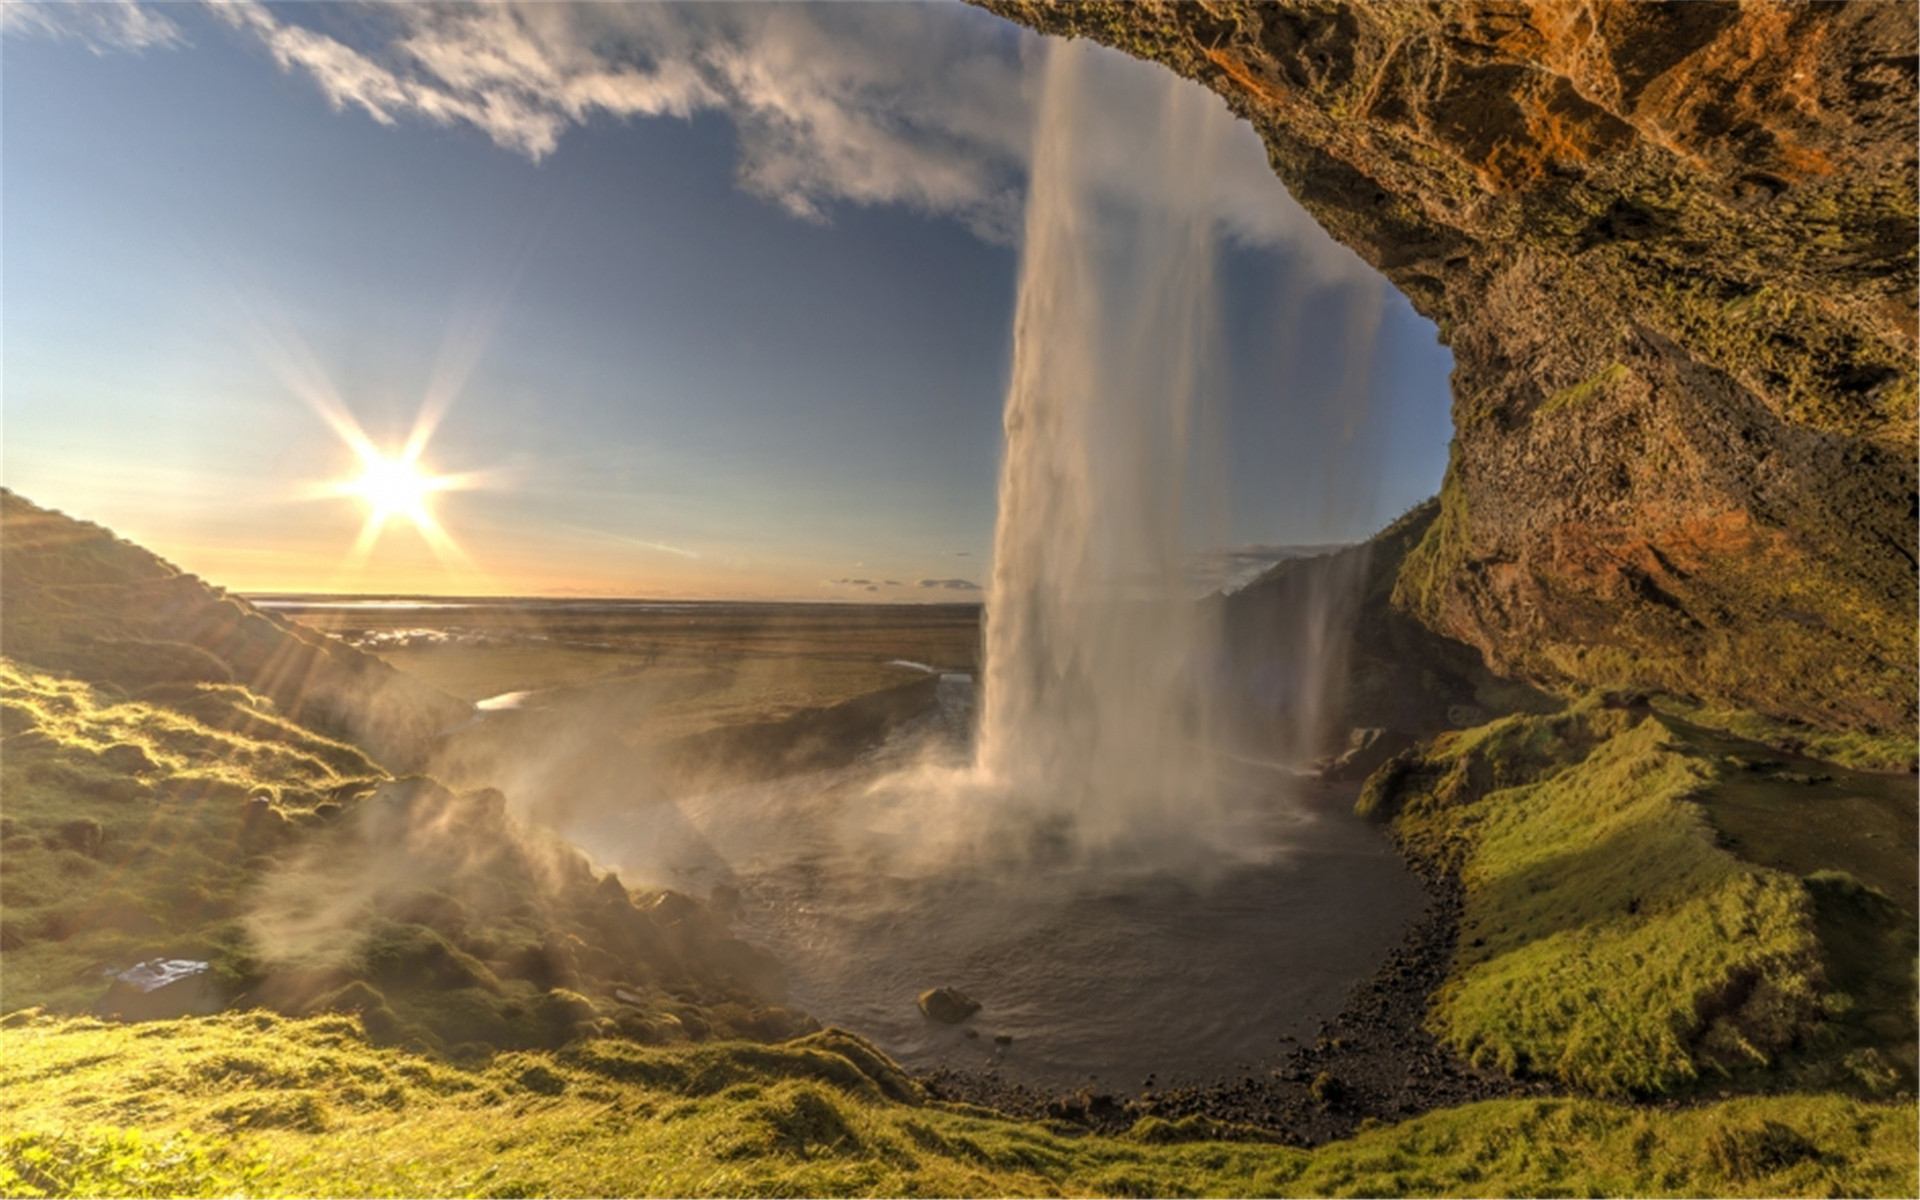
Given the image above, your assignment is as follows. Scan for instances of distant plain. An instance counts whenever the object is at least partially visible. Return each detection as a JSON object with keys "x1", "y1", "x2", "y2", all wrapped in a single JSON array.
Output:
[{"x1": 263, "y1": 598, "x2": 982, "y2": 749}]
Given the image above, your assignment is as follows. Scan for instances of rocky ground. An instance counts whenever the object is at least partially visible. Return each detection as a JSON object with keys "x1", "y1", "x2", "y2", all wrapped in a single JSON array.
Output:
[{"x1": 918, "y1": 861, "x2": 1553, "y2": 1146}]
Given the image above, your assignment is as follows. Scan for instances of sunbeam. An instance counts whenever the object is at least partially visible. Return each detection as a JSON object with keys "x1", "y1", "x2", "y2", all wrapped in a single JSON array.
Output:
[
  {"x1": 228, "y1": 287, "x2": 507, "y2": 585},
  {"x1": 317, "y1": 415, "x2": 483, "y2": 574}
]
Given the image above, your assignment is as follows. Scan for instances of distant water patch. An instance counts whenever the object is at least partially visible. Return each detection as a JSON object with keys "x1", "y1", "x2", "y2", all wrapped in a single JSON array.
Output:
[{"x1": 475, "y1": 690, "x2": 535, "y2": 712}]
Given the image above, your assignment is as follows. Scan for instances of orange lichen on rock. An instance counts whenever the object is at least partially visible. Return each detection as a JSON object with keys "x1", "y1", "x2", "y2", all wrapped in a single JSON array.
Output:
[
  {"x1": 1548, "y1": 510, "x2": 1778, "y2": 600},
  {"x1": 1200, "y1": 45, "x2": 1291, "y2": 113},
  {"x1": 980, "y1": 0, "x2": 1916, "y2": 734}
]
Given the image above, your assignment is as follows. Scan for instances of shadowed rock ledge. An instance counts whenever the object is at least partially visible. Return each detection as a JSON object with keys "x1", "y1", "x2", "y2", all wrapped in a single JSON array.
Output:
[{"x1": 974, "y1": 0, "x2": 1918, "y2": 736}]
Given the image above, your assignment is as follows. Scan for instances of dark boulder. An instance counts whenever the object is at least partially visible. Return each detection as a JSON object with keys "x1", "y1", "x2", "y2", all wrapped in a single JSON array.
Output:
[{"x1": 917, "y1": 986, "x2": 981, "y2": 1023}]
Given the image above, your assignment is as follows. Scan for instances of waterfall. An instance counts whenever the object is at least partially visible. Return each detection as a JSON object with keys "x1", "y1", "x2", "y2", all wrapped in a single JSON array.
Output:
[{"x1": 972, "y1": 38, "x2": 1233, "y2": 842}]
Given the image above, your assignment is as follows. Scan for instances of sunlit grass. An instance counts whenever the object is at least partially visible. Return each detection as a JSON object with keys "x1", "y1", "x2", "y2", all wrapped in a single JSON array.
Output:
[
  {"x1": 1373, "y1": 701, "x2": 1874, "y2": 1097},
  {"x1": 1, "y1": 659, "x2": 384, "y2": 1012},
  {"x1": 1440, "y1": 719, "x2": 1821, "y2": 1094},
  {"x1": 2, "y1": 1013, "x2": 1914, "y2": 1198}
]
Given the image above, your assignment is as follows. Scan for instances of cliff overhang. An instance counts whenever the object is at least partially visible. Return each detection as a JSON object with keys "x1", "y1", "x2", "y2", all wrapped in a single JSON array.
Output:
[{"x1": 976, "y1": 0, "x2": 1918, "y2": 736}]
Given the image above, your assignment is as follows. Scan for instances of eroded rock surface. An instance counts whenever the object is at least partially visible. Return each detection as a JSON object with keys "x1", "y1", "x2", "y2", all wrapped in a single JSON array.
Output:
[{"x1": 977, "y1": 0, "x2": 1917, "y2": 734}]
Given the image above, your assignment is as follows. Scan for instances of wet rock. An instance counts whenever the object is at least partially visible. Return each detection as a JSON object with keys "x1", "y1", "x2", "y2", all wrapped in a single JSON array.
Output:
[
  {"x1": 917, "y1": 986, "x2": 981, "y2": 1023},
  {"x1": 980, "y1": 0, "x2": 1918, "y2": 738},
  {"x1": 1599, "y1": 689, "x2": 1655, "y2": 711},
  {"x1": 914, "y1": 860, "x2": 1554, "y2": 1145},
  {"x1": 704, "y1": 938, "x2": 788, "y2": 1004},
  {"x1": 1320, "y1": 728, "x2": 1416, "y2": 782},
  {"x1": 708, "y1": 883, "x2": 742, "y2": 923},
  {"x1": 97, "y1": 958, "x2": 221, "y2": 1021},
  {"x1": 1309, "y1": 1071, "x2": 1344, "y2": 1107}
]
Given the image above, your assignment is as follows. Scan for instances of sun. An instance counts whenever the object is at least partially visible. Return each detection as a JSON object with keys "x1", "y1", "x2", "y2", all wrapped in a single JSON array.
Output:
[
  {"x1": 347, "y1": 450, "x2": 444, "y2": 523},
  {"x1": 266, "y1": 310, "x2": 499, "y2": 580},
  {"x1": 307, "y1": 416, "x2": 483, "y2": 572}
]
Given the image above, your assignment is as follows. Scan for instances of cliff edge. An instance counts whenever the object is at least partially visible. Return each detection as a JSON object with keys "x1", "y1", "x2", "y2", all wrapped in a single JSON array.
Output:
[{"x1": 977, "y1": 0, "x2": 1917, "y2": 735}]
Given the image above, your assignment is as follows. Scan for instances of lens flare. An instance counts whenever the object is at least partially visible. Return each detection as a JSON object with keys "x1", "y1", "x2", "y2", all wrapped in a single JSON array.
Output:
[
  {"x1": 345, "y1": 448, "x2": 447, "y2": 523},
  {"x1": 323, "y1": 433, "x2": 479, "y2": 571},
  {"x1": 235, "y1": 281, "x2": 510, "y2": 584}
]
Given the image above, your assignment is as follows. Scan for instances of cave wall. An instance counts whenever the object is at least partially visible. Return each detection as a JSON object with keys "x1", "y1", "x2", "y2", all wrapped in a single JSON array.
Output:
[{"x1": 977, "y1": 0, "x2": 1917, "y2": 735}]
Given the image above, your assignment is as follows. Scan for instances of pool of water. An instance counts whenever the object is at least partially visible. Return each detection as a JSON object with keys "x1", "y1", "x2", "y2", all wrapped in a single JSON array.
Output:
[{"x1": 571, "y1": 679, "x2": 1426, "y2": 1090}]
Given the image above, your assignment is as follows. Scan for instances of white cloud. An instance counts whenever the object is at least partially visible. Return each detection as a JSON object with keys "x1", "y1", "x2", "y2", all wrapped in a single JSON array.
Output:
[
  {"x1": 1, "y1": 0, "x2": 183, "y2": 51},
  {"x1": 196, "y1": 0, "x2": 1031, "y2": 239},
  {"x1": 23, "y1": 0, "x2": 1376, "y2": 279}
]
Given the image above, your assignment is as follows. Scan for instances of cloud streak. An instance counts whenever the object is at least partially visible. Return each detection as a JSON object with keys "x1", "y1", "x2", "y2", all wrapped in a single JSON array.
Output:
[
  {"x1": 199, "y1": 0, "x2": 1032, "y2": 241},
  {"x1": 13, "y1": 0, "x2": 1378, "y2": 277},
  {"x1": 2, "y1": 0, "x2": 183, "y2": 51}
]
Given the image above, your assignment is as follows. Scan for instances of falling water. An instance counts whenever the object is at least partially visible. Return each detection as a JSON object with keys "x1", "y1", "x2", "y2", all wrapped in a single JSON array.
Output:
[
  {"x1": 563, "y1": 36, "x2": 1423, "y2": 1086},
  {"x1": 973, "y1": 39, "x2": 1234, "y2": 841}
]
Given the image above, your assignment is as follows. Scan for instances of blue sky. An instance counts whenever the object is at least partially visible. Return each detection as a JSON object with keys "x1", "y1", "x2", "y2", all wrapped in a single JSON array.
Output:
[{"x1": 2, "y1": 1, "x2": 1453, "y2": 599}]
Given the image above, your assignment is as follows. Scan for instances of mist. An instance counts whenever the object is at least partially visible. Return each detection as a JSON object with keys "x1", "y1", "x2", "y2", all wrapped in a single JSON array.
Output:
[
  {"x1": 215, "y1": 26, "x2": 1404, "y2": 1091},
  {"x1": 435, "y1": 38, "x2": 1412, "y2": 1087}
]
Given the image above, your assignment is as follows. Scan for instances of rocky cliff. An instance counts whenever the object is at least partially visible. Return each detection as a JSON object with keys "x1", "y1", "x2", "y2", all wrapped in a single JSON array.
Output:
[{"x1": 978, "y1": 0, "x2": 1917, "y2": 736}]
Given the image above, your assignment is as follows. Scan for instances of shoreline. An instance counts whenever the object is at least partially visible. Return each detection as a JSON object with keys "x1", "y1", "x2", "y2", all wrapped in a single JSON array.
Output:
[{"x1": 915, "y1": 828, "x2": 1552, "y2": 1145}]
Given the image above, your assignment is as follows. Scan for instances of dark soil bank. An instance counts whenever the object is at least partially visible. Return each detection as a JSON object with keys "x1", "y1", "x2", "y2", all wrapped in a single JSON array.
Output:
[{"x1": 919, "y1": 867, "x2": 1550, "y2": 1146}]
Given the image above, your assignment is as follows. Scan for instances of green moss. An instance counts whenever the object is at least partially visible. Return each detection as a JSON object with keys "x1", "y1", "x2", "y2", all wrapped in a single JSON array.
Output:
[
  {"x1": 1536, "y1": 361, "x2": 1630, "y2": 418},
  {"x1": 1390, "y1": 455, "x2": 1470, "y2": 629},
  {"x1": 1376, "y1": 706, "x2": 1830, "y2": 1095},
  {"x1": 1624, "y1": 230, "x2": 1914, "y2": 436},
  {"x1": 0, "y1": 660, "x2": 385, "y2": 1013},
  {"x1": 1649, "y1": 696, "x2": 1918, "y2": 773},
  {"x1": 3, "y1": 1013, "x2": 1915, "y2": 1197},
  {"x1": 1517, "y1": 517, "x2": 1915, "y2": 738}
]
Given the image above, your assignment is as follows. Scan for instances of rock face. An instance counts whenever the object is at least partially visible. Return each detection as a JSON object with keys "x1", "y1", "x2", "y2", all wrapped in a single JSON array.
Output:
[
  {"x1": 1218, "y1": 499, "x2": 1560, "y2": 758},
  {"x1": 976, "y1": 1, "x2": 1917, "y2": 735}
]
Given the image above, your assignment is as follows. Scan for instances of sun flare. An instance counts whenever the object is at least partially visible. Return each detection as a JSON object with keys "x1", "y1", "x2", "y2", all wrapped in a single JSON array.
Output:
[
  {"x1": 347, "y1": 450, "x2": 444, "y2": 522},
  {"x1": 300, "y1": 398, "x2": 487, "y2": 577}
]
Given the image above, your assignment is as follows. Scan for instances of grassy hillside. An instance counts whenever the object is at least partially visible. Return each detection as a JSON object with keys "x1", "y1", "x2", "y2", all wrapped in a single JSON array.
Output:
[
  {"x1": 3, "y1": 1012, "x2": 1915, "y2": 1198},
  {"x1": 1361, "y1": 697, "x2": 1917, "y2": 1102},
  {"x1": 0, "y1": 490, "x2": 468, "y2": 771},
  {"x1": 1, "y1": 493, "x2": 811, "y2": 1051},
  {"x1": 0, "y1": 655, "x2": 807, "y2": 1052}
]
